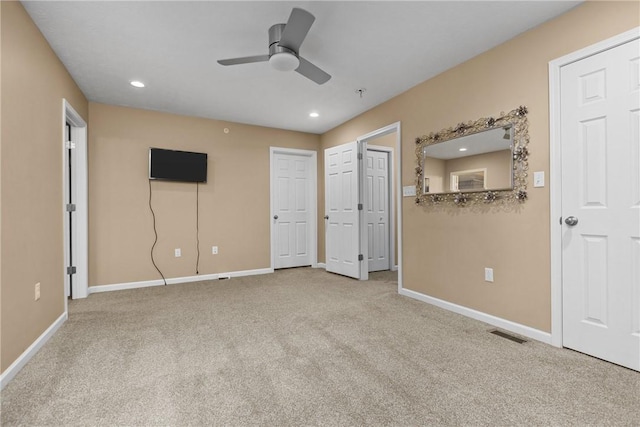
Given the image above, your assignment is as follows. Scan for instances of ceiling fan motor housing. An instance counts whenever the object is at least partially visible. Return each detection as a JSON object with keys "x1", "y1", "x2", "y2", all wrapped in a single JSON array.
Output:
[
  {"x1": 269, "y1": 24, "x2": 297, "y2": 57},
  {"x1": 268, "y1": 23, "x2": 300, "y2": 71}
]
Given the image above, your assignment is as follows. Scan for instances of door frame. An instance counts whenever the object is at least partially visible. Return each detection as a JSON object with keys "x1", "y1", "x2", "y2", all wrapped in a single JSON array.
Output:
[
  {"x1": 357, "y1": 122, "x2": 402, "y2": 287},
  {"x1": 269, "y1": 147, "x2": 318, "y2": 270},
  {"x1": 62, "y1": 99, "x2": 88, "y2": 302},
  {"x1": 548, "y1": 27, "x2": 639, "y2": 347},
  {"x1": 365, "y1": 144, "x2": 395, "y2": 273}
]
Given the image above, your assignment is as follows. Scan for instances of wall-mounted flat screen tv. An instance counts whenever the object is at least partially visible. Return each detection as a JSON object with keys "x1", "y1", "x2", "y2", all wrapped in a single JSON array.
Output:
[{"x1": 149, "y1": 148, "x2": 207, "y2": 183}]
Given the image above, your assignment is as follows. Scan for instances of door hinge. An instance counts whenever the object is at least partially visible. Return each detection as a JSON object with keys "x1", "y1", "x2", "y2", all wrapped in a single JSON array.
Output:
[
  {"x1": 357, "y1": 153, "x2": 363, "y2": 160},
  {"x1": 358, "y1": 254, "x2": 364, "y2": 261},
  {"x1": 66, "y1": 203, "x2": 76, "y2": 212},
  {"x1": 65, "y1": 141, "x2": 76, "y2": 149},
  {"x1": 358, "y1": 203, "x2": 363, "y2": 210},
  {"x1": 67, "y1": 266, "x2": 77, "y2": 275}
]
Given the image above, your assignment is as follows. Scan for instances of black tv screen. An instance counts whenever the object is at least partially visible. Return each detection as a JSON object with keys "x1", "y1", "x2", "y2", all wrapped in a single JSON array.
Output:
[{"x1": 149, "y1": 148, "x2": 207, "y2": 183}]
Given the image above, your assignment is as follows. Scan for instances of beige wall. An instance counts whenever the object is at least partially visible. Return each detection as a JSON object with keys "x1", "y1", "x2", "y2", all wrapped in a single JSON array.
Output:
[
  {"x1": 320, "y1": 1, "x2": 639, "y2": 332},
  {"x1": 89, "y1": 103, "x2": 320, "y2": 286},
  {"x1": 0, "y1": 1, "x2": 3, "y2": 370},
  {"x1": 1, "y1": 1, "x2": 88, "y2": 372}
]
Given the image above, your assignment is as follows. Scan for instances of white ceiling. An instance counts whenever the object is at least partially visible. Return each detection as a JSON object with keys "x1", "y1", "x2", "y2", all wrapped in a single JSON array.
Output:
[{"x1": 22, "y1": 1, "x2": 580, "y2": 134}]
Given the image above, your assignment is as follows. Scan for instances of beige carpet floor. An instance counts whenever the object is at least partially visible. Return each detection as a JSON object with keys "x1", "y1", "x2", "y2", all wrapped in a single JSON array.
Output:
[{"x1": 1, "y1": 267, "x2": 638, "y2": 426}]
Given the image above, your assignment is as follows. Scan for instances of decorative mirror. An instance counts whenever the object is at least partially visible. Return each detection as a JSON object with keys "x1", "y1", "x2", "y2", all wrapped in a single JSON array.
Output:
[{"x1": 415, "y1": 106, "x2": 529, "y2": 206}]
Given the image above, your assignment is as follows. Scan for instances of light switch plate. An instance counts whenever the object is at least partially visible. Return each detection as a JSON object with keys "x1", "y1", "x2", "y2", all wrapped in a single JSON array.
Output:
[
  {"x1": 534, "y1": 171, "x2": 545, "y2": 188},
  {"x1": 403, "y1": 185, "x2": 416, "y2": 197},
  {"x1": 484, "y1": 268, "x2": 494, "y2": 282}
]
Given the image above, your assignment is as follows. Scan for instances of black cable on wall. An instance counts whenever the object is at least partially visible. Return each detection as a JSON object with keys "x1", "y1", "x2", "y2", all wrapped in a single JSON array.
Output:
[
  {"x1": 196, "y1": 182, "x2": 200, "y2": 275},
  {"x1": 149, "y1": 179, "x2": 167, "y2": 286}
]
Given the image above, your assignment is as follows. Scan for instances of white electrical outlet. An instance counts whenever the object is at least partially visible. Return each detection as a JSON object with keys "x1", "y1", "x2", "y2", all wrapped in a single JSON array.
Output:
[
  {"x1": 484, "y1": 268, "x2": 494, "y2": 283},
  {"x1": 35, "y1": 282, "x2": 41, "y2": 301},
  {"x1": 175, "y1": 248, "x2": 181, "y2": 257},
  {"x1": 212, "y1": 246, "x2": 218, "y2": 255}
]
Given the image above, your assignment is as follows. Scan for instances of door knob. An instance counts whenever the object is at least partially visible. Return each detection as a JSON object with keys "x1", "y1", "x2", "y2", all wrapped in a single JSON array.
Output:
[
  {"x1": 324, "y1": 215, "x2": 329, "y2": 220},
  {"x1": 273, "y1": 215, "x2": 278, "y2": 220},
  {"x1": 564, "y1": 216, "x2": 579, "y2": 226}
]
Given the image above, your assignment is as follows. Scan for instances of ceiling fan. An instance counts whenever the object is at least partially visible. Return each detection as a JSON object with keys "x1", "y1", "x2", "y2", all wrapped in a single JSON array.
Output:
[{"x1": 217, "y1": 8, "x2": 331, "y2": 85}]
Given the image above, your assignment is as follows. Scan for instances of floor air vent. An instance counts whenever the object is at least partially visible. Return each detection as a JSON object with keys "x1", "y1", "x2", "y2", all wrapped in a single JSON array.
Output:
[{"x1": 489, "y1": 329, "x2": 527, "y2": 344}]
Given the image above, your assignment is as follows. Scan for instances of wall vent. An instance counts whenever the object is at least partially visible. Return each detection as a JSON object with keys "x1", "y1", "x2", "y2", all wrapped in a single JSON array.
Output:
[{"x1": 489, "y1": 329, "x2": 527, "y2": 344}]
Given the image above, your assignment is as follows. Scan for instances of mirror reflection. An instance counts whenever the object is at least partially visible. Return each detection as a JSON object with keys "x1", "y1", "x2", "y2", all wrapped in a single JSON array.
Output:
[{"x1": 422, "y1": 126, "x2": 513, "y2": 194}]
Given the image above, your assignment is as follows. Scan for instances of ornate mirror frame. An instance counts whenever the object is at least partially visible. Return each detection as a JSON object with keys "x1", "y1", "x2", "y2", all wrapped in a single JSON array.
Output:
[{"x1": 415, "y1": 106, "x2": 529, "y2": 206}]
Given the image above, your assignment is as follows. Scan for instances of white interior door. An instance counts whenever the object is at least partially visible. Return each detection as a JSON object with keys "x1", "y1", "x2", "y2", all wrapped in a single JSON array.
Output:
[
  {"x1": 325, "y1": 142, "x2": 361, "y2": 279},
  {"x1": 366, "y1": 149, "x2": 390, "y2": 272},
  {"x1": 272, "y1": 151, "x2": 314, "y2": 269},
  {"x1": 560, "y1": 38, "x2": 639, "y2": 371}
]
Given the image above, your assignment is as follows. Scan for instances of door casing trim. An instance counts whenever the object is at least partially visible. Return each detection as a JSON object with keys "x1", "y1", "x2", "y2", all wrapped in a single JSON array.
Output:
[
  {"x1": 548, "y1": 27, "x2": 640, "y2": 347},
  {"x1": 62, "y1": 99, "x2": 88, "y2": 303},
  {"x1": 357, "y1": 122, "x2": 402, "y2": 286}
]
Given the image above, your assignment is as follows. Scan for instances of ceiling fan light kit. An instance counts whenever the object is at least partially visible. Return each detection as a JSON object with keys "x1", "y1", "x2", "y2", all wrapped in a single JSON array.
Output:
[
  {"x1": 269, "y1": 52, "x2": 300, "y2": 72},
  {"x1": 217, "y1": 8, "x2": 331, "y2": 85}
]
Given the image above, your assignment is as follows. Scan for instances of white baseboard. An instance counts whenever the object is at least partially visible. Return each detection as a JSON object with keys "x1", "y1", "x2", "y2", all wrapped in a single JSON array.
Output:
[
  {"x1": 89, "y1": 268, "x2": 274, "y2": 294},
  {"x1": 225, "y1": 267, "x2": 273, "y2": 278},
  {"x1": 315, "y1": 263, "x2": 400, "y2": 273},
  {"x1": 399, "y1": 287, "x2": 552, "y2": 344},
  {"x1": 0, "y1": 311, "x2": 67, "y2": 391}
]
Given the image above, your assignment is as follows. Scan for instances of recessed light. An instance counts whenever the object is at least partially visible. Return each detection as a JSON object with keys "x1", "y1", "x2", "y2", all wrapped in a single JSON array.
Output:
[
  {"x1": 459, "y1": 148, "x2": 468, "y2": 152},
  {"x1": 130, "y1": 81, "x2": 145, "y2": 88},
  {"x1": 309, "y1": 112, "x2": 319, "y2": 118}
]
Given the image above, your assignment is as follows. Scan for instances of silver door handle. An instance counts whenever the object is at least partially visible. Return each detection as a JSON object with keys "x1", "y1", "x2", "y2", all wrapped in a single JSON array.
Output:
[
  {"x1": 273, "y1": 215, "x2": 278, "y2": 220},
  {"x1": 564, "y1": 216, "x2": 578, "y2": 226},
  {"x1": 324, "y1": 215, "x2": 329, "y2": 220}
]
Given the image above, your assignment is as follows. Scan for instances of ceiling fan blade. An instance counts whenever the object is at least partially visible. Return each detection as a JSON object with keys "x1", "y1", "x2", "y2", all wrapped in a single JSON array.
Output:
[
  {"x1": 217, "y1": 55, "x2": 269, "y2": 66},
  {"x1": 279, "y1": 8, "x2": 315, "y2": 52},
  {"x1": 296, "y1": 56, "x2": 331, "y2": 85}
]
